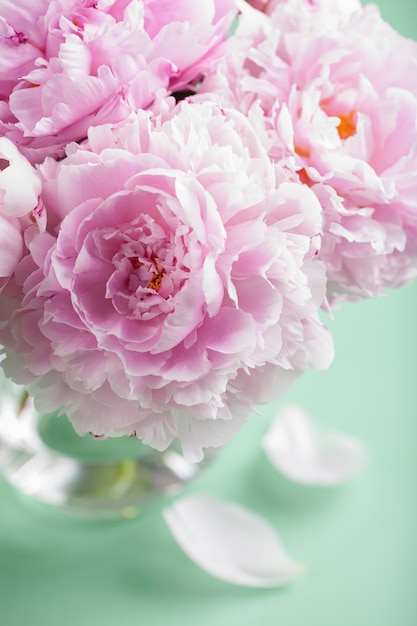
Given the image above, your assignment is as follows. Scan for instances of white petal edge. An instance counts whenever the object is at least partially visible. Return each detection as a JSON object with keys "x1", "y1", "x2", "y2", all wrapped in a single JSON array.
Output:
[
  {"x1": 262, "y1": 405, "x2": 368, "y2": 486},
  {"x1": 162, "y1": 493, "x2": 305, "y2": 587}
]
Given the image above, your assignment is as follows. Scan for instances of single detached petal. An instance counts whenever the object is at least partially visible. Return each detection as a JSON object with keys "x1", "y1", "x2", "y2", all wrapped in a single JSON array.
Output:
[
  {"x1": 163, "y1": 493, "x2": 304, "y2": 587},
  {"x1": 263, "y1": 405, "x2": 367, "y2": 485}
]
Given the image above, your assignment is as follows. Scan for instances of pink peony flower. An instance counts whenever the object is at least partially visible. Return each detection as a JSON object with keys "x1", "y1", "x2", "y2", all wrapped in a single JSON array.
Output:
[
  {"x1": 0, "y1": 101, "x2": 333, "y2": 461},
  {"x1": 0, "y1": 138, "x2": 44, "y2": 291},
  {"x1": 0, "y1": 0, "x2": 236, "y2": 163},
  {"x1": 204, "y1": 0, "x2": 417, "y2": 300}
]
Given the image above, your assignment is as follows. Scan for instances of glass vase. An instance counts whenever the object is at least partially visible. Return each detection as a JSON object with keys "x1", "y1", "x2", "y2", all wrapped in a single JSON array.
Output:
[{"x1": 0, "y1": 381, "x2": 212, "y2": 521}]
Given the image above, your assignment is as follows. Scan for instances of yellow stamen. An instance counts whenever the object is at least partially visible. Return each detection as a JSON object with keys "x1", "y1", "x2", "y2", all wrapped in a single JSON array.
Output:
[
  {"x1": 148, "y1": 269, "x2": 164, "y2": 292},
  {"x1": 337, "y1": 111, "x2": 357, "y2": 140},
  {"x1": 295, "y1": 144, "x2": 311, "y2": 159}
]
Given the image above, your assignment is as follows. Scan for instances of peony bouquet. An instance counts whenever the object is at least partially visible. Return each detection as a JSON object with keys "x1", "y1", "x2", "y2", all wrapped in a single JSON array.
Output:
[{"x1": 0, "y1": 0, "x2": 416, "y2": 463}]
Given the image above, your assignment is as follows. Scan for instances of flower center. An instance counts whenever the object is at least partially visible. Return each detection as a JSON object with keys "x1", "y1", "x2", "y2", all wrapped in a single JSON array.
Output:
[
  {"x1": 103, "y1": 213, "x2": 192, "y2": 321},
  {"x1": 129, "y1": 257, "x2": 165, "y2": 293}
]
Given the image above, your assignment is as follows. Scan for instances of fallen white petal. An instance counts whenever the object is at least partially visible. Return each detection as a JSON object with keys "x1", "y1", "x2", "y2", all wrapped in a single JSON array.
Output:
[
  {"x1": 163, "y1": 493, "x2": 304, "y2": 587},
  {"x1": 262, "y1": 405, "x2": 367, "y2": 485}
]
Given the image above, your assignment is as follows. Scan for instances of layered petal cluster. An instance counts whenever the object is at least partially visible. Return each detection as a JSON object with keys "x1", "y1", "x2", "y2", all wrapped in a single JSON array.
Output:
[
  {"x1": 0, "y1": 0, "x2": 236, "y2": 163},
  {"x1": 206, "y1": 0, "x2": 417, "y2": 300},
  {"x1": 0, "y1": 101, "x2": 333, "y2": 461},
  {"x1": 0, "y1": 138, "x2": 44, "y2": 292}
]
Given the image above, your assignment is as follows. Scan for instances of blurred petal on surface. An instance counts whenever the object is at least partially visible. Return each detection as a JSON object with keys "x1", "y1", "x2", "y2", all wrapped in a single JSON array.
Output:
[
  {"x1": 163, "y1": 493, "x2": 305, "y2": 587},
  {"x1": 263, "y1": 405, "x2": 368, "y2": 485}
]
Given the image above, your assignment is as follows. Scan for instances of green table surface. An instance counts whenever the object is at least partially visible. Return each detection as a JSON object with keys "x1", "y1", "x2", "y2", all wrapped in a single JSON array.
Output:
[{"x1": 1, "y1": 2, "x2": 417, "y2": 625}]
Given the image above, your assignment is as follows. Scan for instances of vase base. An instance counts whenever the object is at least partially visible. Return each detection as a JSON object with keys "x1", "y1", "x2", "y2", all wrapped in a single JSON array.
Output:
[
  {"x1": 0, "y1": 442, "x2": 201, "y2": 520},
  {"x1": 0, "y1": 392, "x2": 208, "y2": 520}
]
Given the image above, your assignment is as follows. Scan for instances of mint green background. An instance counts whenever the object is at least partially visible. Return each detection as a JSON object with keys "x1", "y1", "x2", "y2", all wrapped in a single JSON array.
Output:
[{"x1": 1, "y1": 2, "x2": 417, "y2": 624}]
